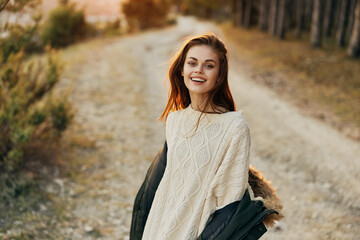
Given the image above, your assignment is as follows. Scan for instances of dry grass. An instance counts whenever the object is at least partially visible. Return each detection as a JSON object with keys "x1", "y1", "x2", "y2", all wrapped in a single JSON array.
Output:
[{"x1": 222, "y1": 23, "x2": 360, "y2": 140}]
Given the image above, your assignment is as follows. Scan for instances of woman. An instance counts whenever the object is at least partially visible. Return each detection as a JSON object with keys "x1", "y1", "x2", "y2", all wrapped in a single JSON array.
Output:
[{"x1": 130, "y1": 33, "x2": 282, "y2": 240}]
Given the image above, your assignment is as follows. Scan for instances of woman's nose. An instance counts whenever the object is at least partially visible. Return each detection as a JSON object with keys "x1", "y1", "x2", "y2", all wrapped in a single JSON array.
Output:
[{"x1": 194, "y1": 65, "x2": 203, "y2": 73}]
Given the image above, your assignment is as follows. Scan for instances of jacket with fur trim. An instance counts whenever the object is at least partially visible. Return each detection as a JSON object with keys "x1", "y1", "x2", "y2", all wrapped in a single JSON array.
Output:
[{"x1": 130, "y1": 141, "x2": 283, "y2": 240}]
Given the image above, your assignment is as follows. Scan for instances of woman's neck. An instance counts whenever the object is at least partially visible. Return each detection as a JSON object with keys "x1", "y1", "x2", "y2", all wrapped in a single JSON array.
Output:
[
  {"x1": 190, "y1": 97, "x2": 228, "y2": 114},
  {"x1": 189, "y1": 95, "x2": 210, "y2": 112}
]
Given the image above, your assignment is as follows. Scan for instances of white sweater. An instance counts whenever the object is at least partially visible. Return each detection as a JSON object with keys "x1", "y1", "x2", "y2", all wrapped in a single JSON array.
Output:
[{"x1": 142, "y1": 105, "x2": 251, "y2": 240}]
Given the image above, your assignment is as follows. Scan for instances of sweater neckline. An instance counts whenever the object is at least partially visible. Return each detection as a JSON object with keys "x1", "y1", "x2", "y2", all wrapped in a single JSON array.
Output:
[
  {"x1": 186, "y1": 104, "x2": 236, "y2": 115},
  {"x1": 184, "y1": 104, "x2": 236, "y2": 124}
]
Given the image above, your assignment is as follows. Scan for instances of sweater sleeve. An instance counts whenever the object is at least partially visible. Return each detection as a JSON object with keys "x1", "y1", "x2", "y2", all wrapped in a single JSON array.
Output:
[{"x1": 210, "y1": 118, "x2": 251, "y2": 210}]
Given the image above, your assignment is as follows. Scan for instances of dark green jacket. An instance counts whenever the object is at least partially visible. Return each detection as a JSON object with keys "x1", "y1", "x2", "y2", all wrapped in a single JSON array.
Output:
[{"x1": 130, "y1": 141, "x2": 282, "y2": 240}]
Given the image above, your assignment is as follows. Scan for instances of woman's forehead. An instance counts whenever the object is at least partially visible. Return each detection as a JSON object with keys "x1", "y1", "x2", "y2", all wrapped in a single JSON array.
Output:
[{"x1": 186, "y1": 45, "x2": 219, "y2": 62}]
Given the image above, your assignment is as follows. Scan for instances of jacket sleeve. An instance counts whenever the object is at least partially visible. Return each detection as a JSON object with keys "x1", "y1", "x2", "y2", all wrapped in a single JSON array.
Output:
[
  {"x1": 198, "y1": 190, "x2": 271, "y2": 240},
  {"x1": 130, "y1": 141, "x2": 168, "y2": 240},
  {"x1": 200, "y1": 200, "x2": 239, "y2": 240}
]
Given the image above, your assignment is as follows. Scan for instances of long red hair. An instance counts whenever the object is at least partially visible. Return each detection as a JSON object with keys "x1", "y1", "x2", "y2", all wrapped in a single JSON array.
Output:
[{"x1": 159, "y1": 33, "x2": 236, "y2": 122}]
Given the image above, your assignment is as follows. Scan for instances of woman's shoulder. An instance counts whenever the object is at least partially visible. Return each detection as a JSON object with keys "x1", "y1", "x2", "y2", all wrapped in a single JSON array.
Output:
[
  {"x1": 166, "y1": 109, "x2": 185, "y2": 127},
  {"x1": 223, "y1": 110, "x2": 250, "y2": 135},
  {"x1": 224, "y1": 110, "x2": 247, "y2": 124},
  {"x1": 167, "y1": 109, "x2": 182, "y2": 121}
]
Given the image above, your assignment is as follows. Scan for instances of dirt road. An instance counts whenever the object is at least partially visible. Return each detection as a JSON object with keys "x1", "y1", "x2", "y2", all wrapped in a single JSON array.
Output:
[{"x1": 56, "y1": 17, "x2": 360, "y2": 239}]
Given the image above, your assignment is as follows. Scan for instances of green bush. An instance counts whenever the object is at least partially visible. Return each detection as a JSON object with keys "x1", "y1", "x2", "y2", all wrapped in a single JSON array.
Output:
[
  {"x1": 42, "y1": 3, "x2": 87, "y2": 48},
  {"x1": 1, "y1": 14, "x2": 43, "y2": 63},
  {"x1": 122, "y1": 0, "x2": 172, "y2": 30},
  {"x1": 103, "y1": 18, "x2": 123, "y2": 36},
  {"x1": 0, "y1": 50, "x2": 73, "y2": 172}
]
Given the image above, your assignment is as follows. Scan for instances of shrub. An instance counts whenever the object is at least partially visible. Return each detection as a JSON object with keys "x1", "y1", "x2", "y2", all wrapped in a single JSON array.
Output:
[
  {"x1": 42, "y1": 3, "x2": 87, "y2": 48},
  {"x1": 0, "y1": 50, "x2": 73, "y2": 172},
  {"x1": 182, "y1": 0, "x2": 229, "y2": 19},
  {"x1": 1, "y1": 14, "x2": 43, "y2": 63},
  {"x1": 103, "y1": 18, "x2": 123, "y2": 36},
  {"x1": 122, "y1": 0, "x2": 172, "y2": 31}
]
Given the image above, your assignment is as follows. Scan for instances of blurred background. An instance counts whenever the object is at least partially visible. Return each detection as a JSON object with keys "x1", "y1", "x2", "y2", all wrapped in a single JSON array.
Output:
[{"x1": 1, "y1": 0, "x2": 360, "y2": 239}]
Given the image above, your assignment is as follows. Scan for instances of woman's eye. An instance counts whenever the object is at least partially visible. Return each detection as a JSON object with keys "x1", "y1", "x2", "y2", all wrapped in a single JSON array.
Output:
[
  {"x1": 188, "y1": 62, "x2": 196, "y2": 66},
  {"x1": 205, "y1": 65, "x2": 214, "y2": 69}
]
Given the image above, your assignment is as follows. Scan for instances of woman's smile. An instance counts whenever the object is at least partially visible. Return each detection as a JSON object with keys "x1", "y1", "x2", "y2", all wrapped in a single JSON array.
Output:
[{"x1": 191, "y1": 77, "x2": 206, "y2": 83}]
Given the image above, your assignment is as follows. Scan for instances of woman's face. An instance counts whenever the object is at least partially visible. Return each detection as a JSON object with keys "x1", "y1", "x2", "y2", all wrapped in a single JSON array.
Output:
[{"x1": 182, "y1": 45, "x2": 220, "y2": 103}]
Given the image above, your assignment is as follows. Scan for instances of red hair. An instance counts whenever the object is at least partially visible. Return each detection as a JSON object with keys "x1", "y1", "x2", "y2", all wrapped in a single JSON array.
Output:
[{"x1": 159, "y1": 33, "x2": 236, "y2": 122}]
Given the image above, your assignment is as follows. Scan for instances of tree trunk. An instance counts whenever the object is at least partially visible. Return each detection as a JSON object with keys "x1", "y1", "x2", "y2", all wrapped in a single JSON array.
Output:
[
  {"x1": 323, "y1": 0, "x2": 334, "y2": 37},
  {"x1": 304, "y1": 0, "x2": 314, "y2": 30},
  {"x1": 336, "y1": 0, "x2": 350, "y2": 47},
  {"x1": 243, "y1": 0, "x2": 252, "y2": 28},
  {"x1": 284, "y1": 0, "x2": 293, "y2": 30},
  {"x1": 277, "y1": 0, "x2": 287, "y2": 39},
  {"x1": 232, "y1": 0, "x2": 237, "y2": 26},
  {"x1": 348, "y1": 0, "x2": 360, "y2": 57},
  {"x1": 311, "y1": 0, "x2": 324, "y2": 47},
  {"x1": 235, "y1": 0, "x2": 245, "y2": 26},
  {"x1": 258, "y1": 0, "x2": 269, "y2": 31},
  {"x1": 334, "y1": 0, "x2": 341, "y2": 30},
  {"x1": 346, "y1": 0, "x2": 358, "y2": 42},
  {"x1": 295, "y1": 0, "x2": 305, "y2": 38},
  {"x1": 268, "y1": 0, "x2": 279, "y2": 35}
]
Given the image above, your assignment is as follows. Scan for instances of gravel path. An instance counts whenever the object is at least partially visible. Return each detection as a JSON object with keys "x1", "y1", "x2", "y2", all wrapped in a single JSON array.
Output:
[{"x1": 55, "y1": 17, "x2": 360, "y2": 239}]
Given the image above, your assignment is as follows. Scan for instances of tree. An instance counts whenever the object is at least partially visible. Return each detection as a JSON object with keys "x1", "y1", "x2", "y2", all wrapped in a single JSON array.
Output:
[
  {"x1": 243, "y1": 0, "x2": 252, "y2": 28},
  {"x1": 304, "y1": 0, "x2": 313, "y2": 30},
  {"x1": 346, "y1": 0, "x2": 358, "y2": 42},
  {"x1": 295, "y1": 0, "x2": 305, "y2": 38},
  {"x1": 234, "y1": 0, "x2": 245, "y2": 26},
  {"x1": 42, "y1": 1, "x2": 87, "y2": 48},
  {"x1": 311, "y1": 0, "x2": 324, "y2": 47},
  {"x1": 268, "y1": 0, "x2": 279, "y2": 36},
  {"x1": 258, "y1": 0, "x2": 270, "y2": 31},
  {"x1": 336, "y1": 0, "x2": 350, "y2": 47},
  {"x1": 323, "y1": 0, "x2": 334, "y2": 37},
  {"x1": 122, "y1": 0, "x2": 171, "y2": 30},
  {"x1": 276, "y1": 0, "x2": 288, "y2": 39},
  {"x1": 348, "y1": 0, "x2": 360, "y2": 57},
  {"x1": 183, "y1": 0, "x2": 230, "y2": 19}
]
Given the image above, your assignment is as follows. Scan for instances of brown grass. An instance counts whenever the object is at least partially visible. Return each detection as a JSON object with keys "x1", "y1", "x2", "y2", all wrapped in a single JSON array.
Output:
[{"x1": 222, "y1": 23, "x2": 360, "y2": 140}]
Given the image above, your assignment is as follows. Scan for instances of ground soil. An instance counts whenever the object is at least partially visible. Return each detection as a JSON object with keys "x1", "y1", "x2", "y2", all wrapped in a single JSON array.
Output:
[{"x1": 3, "y1": 16, "x2": 360, "y2": 239}]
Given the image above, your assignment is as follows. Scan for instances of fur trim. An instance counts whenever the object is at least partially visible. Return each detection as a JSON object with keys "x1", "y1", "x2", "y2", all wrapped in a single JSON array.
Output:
[{"x1": 248, "y1": 165, "x2": 284, "y2": 228}]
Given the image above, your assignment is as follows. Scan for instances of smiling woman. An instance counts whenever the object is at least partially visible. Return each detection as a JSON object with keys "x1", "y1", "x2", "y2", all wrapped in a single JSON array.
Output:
[
  {"x1": 130, "y1": 33, "x2": 283, "y2": 240},
  {"x1": 161, "y1": 33, "x2": 235, "y2": 117},
  {"x1": 182, "y1": 45, "x2": 220, "y2": 109}
]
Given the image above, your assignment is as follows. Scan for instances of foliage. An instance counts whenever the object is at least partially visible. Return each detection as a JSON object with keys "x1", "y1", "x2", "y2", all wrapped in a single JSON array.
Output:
[
  {"x1": 0, "y1": 0, "x2": 43, "y2": 62},
  {"x1": 1, "y1": 17, "x2": 43, "y2": 63},
  {"x1": 0, "y1": 50, "x2": 73, "y2": 172},
  {"x1": 108, "y1": 18, "x2": 123, "y2": 35},
  {"x1": 182, "y1": 0, "x2": 230, "y2": 19},
  {"x1": 0, "y1": 0, "x2": 40, "y2": 12},
  {"x1": 122, "y1": 0, "x2": 172, "y2": 30},
  {"x1": 42, "y1": 2, "x2": 87, "y2": 48}
]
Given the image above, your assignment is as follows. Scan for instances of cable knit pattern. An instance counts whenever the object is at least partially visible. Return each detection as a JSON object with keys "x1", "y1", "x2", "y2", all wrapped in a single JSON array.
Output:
[{"x1": 142, "y1": 105, "x2": 251, "y2": 240}]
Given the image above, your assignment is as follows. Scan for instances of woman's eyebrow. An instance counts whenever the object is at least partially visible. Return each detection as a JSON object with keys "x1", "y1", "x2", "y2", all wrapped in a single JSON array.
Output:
[{"x1": 188, "y1": 57, "x2": 216, "y2": 63}]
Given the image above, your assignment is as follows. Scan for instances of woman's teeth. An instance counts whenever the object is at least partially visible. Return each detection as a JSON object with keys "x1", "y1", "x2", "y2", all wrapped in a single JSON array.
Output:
[{"x1": 191, "y1": 78, "x2": 205, "y2": 82}]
